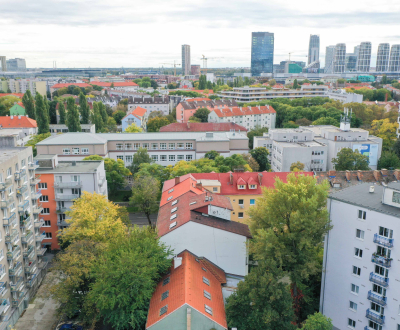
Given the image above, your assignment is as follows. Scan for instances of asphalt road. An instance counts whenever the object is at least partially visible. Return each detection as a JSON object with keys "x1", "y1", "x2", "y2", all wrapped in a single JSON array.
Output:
[{"x1": 129, "y1": 212, "x2": 157, "y2": 226}]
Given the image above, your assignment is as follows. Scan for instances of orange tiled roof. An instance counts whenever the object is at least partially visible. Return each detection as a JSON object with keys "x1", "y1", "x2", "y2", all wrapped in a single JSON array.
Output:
[
  {"x1": 146, "y1": 250, "x2": 227, "y2": 329},
  {"x1": 90, "y1": 81, "x2": 138, "y2": 87},
  {"x1": 0, "y1": 93, "x2": 24, "y2": 98},
  {"x1": 212, "y1": 105, "x2": 276, "y2": 118},
  {"x1": 51, "y1": 83, "x2": 92, "y2": 89},
  {"x1": 0, "y1": 116, "x2": 37, "y2": 128},
  {"x1": 132, "y1": 106, "x2": 147, "y2": 117}
]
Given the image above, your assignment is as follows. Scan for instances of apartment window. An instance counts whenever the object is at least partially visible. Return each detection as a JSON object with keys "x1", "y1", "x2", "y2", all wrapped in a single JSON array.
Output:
[
  {"x1": 176, "y1": 155, "x2": 184, "y2": 161},
  {"x1": 133, "y1": 143, "x2": 140, "y2": 150},
  {"x1": 171, "y1": 207, "x2": 178, "y2": 213},
  {"x1": 250, "y1": 199, "x2": 255, "y2": 205},
  {"x1": 370, "y1": 321, "x2": 382, "y2": 330},
  {"x1": 377, "y1": 246, "x2": 390, "y2": 258},
  {"x1": 375, "y1": 265, "x2": 387, "y2": 277},
  {"x1": 72, "y1": 188, "x2": 81, "y2": 196},
  {"x1": 59, "y1": 214, "x2": 66, "y2": 221},
  {"x1": 0, "y1": 249, "x2": 3, "y2": 262},
  {"x1": 160, "y1": 143, "x2": 167, "y2": 150},
  {"x1": 238, "y1": 212, "x2": 244, "y2": 218},
  {"x1": 44, "y1": 220, "x2": 51, "y2": 227},
  {"x1": 168, "y1": 143, "x2": 175, "y2": 150},
  {"x1": 151, "y1": 143, "x2": 158, "y2": 150},
  {"x1": 186, "y1": 155, "x2": 192, "y2": 161},
  {"x1": 356, "y1": 229, "x2": 364, "y2": 240},
  {"x1": 352, "y1": 266, "x2": 361, "y2": 276},
  {"x1": 151, "y1": 155, "x2": 158, "y2": 162},
  {"x1": 351, "y1": 283, "x2": 359, "y2": 294},
  {"x1": 203, "y1": 277, "x2": 210, "y2": 285},
  {"x1": 168, "y1": 155, "x2": 175, "y2": 162},
  {"x1": 204, "y1": 290, "x2": 211, "y2": 300},
  {"x1": 125, "y1": 143, "x2": 132, "y2": 150},
  {"x1": 38, "y1": 182, "x2": 47, "y2": 190},
  {"x1": 373, "y1": 284, "x2": 385, "y2": 295},
  {"x1": 41, "y1": 208, "x2": 50, "y2": 214},
  {"x1": 117, "y1": 155, "x2": 124, "y2": 161},
  {"x1": 213, "y1": 187, "x2": 218, "y2": 192},
  {"x1": 177, "y1": 143, "x2": 184, "y2": 149},
  {"x1": 371, "y1": 302, "x2": 383, "y2": 314},
  {"x1": 379, "y1": 226, "x2": 393, "y2": 238},
  {"x1": 238, "y1": 199, "x2": 244, "y2": 205},
  {"x1": 81, "y1": 148, "x2": 89, "y2": 154},
  {"x1": 142, "y1": 143, "x2": 149, "y2": 149},
  {"x1": 185, "y1": 143, "x2": 193, "y2": 149},
  {"x1": 21, "y1": 159, "x2": 26, "y2": 167},
  {"x1": 125, "y1": 155, "x2": 133, "y2": 163},
  {"x1": 159, "y1": 305, "x2": 167, "y2": 316},
  {"x1": 348, "y1": 318, "x2": 356, "y2": 328},
  {"x1": 62, "y1": 148, "x2": 70, "y2": 155},
  {"x1": 349, "y1": 301, "x2": 357, "y2": 311},
  {"x1": 250, "y1": 184, "x2": 256, "y2": 189},
  {"x1": 358, "y1": 210, "x2": 366, "y2": 220},
  {"x1": 116, "y1": 143, "x2": 123, "y2": 150},
  {"x1": 72, "y1": 148, "x2": 80, "y2": 155},
  {"x1": 39, "y1": 195, "x2": 49, "y2": 202},
  {"x1": 71, "y1": 175, "x2": 80, "y2": 182},
  {"x1": 354, "y1": 248, "x2": 363, "y2": 258},
  {"x1": 45, "y1": 232, "x2": 52, "y2": 238}
]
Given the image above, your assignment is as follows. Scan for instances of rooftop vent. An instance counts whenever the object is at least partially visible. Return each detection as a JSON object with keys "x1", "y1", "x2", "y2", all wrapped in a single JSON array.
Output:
[{"x1": 369, "y1": 186, "x2": 375, "y2": 193}]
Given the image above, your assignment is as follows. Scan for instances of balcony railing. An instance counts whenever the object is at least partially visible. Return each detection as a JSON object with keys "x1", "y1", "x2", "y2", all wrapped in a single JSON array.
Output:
[
  {"x1": 54, "y1": 181, "x2": 82, "y2": 188},
  {"x1": 29, "y1": 177, "x2": 41, "y2": 186},
  {"x1": 373, "y1": 234, "x2": 394, "y2": 248},
  {"x1": 55, "y1": 194, "x2": 80, "y2": 201},
  {"x1": 35, "y1": 231, "x2": 46, "y2": 242},
  {"x1": 20, "y1": 216, "x2": 32, "y2": 229},
  {"x1": 367, "y1": 290, "x2": 387, "y2": 306},
  {"x1": 32, "y1": 204, "x2": 43, "y2": 214},
  {"x1": 11, "y1": 291, "x2": 25, "y2": 308},
  {"x1": 10, "y1": 276, "x2": 24, "y2": 292},
  {"x1": 9, "y1": 262, "x2": 22, "y2": 277},
  {"x1": 31, "y1": 189, "x2": 42, "y2": 200},
  {"x1": 0, "y1": 283, "x2": 8, "y2": 297},
  {"x1": 5, "y1": 229, "x2": 19, "y2": 244},
  {"x1": 28, "y1": 162, "x2": 39, "y2": 170},
  {"x1": 24, "y1": 261, "x2": 36, "y2": 275},
  {"x1": 14, "y1": 169, "x2": 26, "y2": 181},
  {"x1": 365, "y1": 309, "x2": 385, "y2": 325},
  {"x1": 26, "y1": 274, "x2": 37, "y2": 288},
  {"x1": 21, "y1": 231, "x2": 34, "y2": 244},
  {"x1": 18, "y1": 201, "x2": 29, "y2": 213},
  {"x1": 34, "y1": 218, "x2": 44, "y2": 228},
  {"x1": 16, "y1": 185, "x2": 28, "y2": 196},
  {"x1": 0, "y1": 178, "x2": 12, "y2": 191},
  {"x1": 0, "y1": 197, "x2": 14, "y2": 209},
  {"x1": 56, "y1": 207, "x2": 69, "y2": 213},
  {"x1": 371, "y1": 254, "x2": 392, "y2": 268},
  {"x1": 7, "y1": 246, "x2": 21, "y2": 261},
  {"x1": 0, "y1": 299, "x2": 10, "y2": 315},
  {"x1": 37, "y1": 247, "x2": 46, "y2": 256},
  {"x1": 23, "y1": 245, "x2": 35, "y2": 259},
  {"x1": 3, "y1": 213, "x2": 17, "y2": 227},
  {"x1": 57, "y1": 219, "x2": 70, "y2": 227},
  {"x1": 369, "y1": 272, "x2": 389, "y2": 287}
]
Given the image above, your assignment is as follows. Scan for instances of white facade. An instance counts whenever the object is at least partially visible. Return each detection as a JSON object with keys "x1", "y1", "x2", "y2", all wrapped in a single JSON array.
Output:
[
  {"x1": 333, "y1": 43, "x2": 346, "y2": 73},
  {"x1": 357, "y1": 42, "x2": 372, "y2": 73},
  {"x1": 321, "y1": 183, "x2": 400, "y2": 330},
  {"x1": 327, "y1": 89, "x2": 364, "y2": 104},
  {"x1": 7, "y1": 80, "x2": 47, "y2": 96},
  {"x1": 182, "y1": 45, "x2": 191, "y2": 76},
  {"x1": 160, "y1": 221, "x2": 248, "y2": 277}
]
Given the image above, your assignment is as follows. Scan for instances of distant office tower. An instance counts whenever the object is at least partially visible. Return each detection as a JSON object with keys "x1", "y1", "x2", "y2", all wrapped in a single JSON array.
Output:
[
  {"x1": 333, "y1": 43, "x2": 346, "y2": 73},
  {"x1": 0, "y1": 56, "x2": 6, "y2": 71},
  {"x1": 324, "y1": 46, "x2": 336, "y2": 74},
  {"x1": 376, "y1": 43, "x2": 390, "y2": 72},
  {"x1": 6, "y1": 58, "x2": 26, "y2": 71},
  {"x1": 389, "y1": 44, "x2": 400, "y2": 72},
  {"x1": 191, "y1": 64, "x2": 200, "y2": 75},
  {"x1": 181, "y1": 45, "x2": 191, "y2": 76},
  {"x1": 345, "y1": 53, "x2": 357, "y2": 72},
  {"x1": 251, "y1": 32, "x2": 274, "y2": 76},
  {"x1": 356, "y1": 42, "x2": 372, "y2": 72},
  {"x1": 308, "y1": 35, "x2": 320, "y2": 64},
  {"x1": 354, "y1": 45, "x2": 360, "y2": 69}
]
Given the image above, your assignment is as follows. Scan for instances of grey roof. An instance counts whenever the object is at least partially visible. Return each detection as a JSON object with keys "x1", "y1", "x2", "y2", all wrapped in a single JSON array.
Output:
[
  {"x1": 49, "y1": 124, "x2": 94, "y2": 129},
  {"x1": 329, "y1": 183, "x2": 400, "y2": 218},
  {"x1": 36, "y1": 133, "x2": 107, "y2": 145},
  {"x1": 35, "y1": 160, "x2": 103, "y2": 173},
  {"x1": 0, "y1": 147, "x2": 29, "y2": 164}
]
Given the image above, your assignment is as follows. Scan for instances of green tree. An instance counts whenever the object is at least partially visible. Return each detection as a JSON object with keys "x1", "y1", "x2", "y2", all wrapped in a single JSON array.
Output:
[
  {"x1": 198, "y1": 75, "x2": 207, "y2": 89},
  {"x1": 147, "y1": 116, "x2": 170, "y2": 132},
  {"x1": 22, "y1": 90, "x2": 35, "y2": 119},
  {"x1": 136, "y1": 163, "x2": 172, "y2": 188},
  {"x1": 290, "y1": 161, "x2": 305, "y2": 171},
  {"x1": 204, "y1": 150, "x2": 220, "y2": 160},
  {"x1": 250, "y1": 147, "x2": 270, "y2": 171},
  {"x1": 49, "y1": 101, "x2": 58, "y2": 124},
  {"x1": 377, "y1": 151, "x2": 400, "y2": 169},
  {"x1": 35, "y1": 93, "x2": 49, "y2": 134},
  {"x1": 79, "y1": 93, "x2": 90, "y2": 124},
  {"x1": 226, "y1": 259, "x2": 296, "y2": 330},
  {"x1": 269, "y1": 79, "x2": 276, "y2": 86},
  {"x1": 242, "y1": 153, "x2": 260, "y2": 171},
  {"x1": 58, "y1": 101, "x2": 66, "y2": 124},
  {"x1": 247, "y1": 127, "x2": 269, "y2": 149},
  {"x1": 332, "y1": 148, "x2": 370, "y2": 171},
  {"x1": 98, "y1": 102, "x2": 108, "y2": 124},
  {"x1": 130, "y1": 175, "x2": 160, "y2": 227},
  {"x1": 91, "y1": 102, "x2": 104, "y2": 132},
  {"x1": 26, "y1": 133, "x2": 51, "y2": 156},
  {"x1": 381, "y1": 75, "x2": 387, "y2": 85},
  {"x1": 312, "y1": 117, "x2": 340, "y2": 126},
  {"x1": 393, "y1": 139, "x2": 400, "y2": 159},
  {"x1": 43, "y1": 94, "x2": 50, "y2": 118},
  {"x1": 0, "y1": 103, "x2": 6, "y2": 116},
  {"x1": 193, "y1": 107, "x2": 210, "y2": 122},
  {"x1": 112, "y1": 110, "x2": 126, "y2": 125},
  {"x1": 128, "y1": 148, "x2": 152, "y2": 174},
  {"x1": 293, "y1": 79, "x2": 299, "y2": 89},
  {"x1": 214, "y1": 154, "x2": 249, "y2": 172},
  {"x1": 125, "y1": 123, "x2": 143, "y2": 133},
  {"x1": 106, "y1": 117, "x2": 117, "y2": 132},
  {"x1": 301, "y1": 312, "x2": 333, "y2": 330},
  {"x1": 110, "y1": 82, "x2": 114, "y2": 88},
  {"x1": 249, "y1": 174, "x2": 331, "y2": 323},
  {"x1": 66, "y1": 97, "x2": 81, "y2": 132}
]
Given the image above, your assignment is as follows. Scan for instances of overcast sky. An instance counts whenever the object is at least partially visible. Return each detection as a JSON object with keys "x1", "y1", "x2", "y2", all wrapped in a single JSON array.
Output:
[{"x1": 1, "y1": 0, "x2": 400, "y2": 69}]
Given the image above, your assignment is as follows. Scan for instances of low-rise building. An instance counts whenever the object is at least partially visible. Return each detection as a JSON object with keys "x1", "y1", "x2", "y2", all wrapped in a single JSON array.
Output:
[
  {"x1": 159, "y1": 122, "x2": 247, "y2": 134},
  {"x1": 90, "y1": 81, "x2": 138, "y2": 91},
  {"x1": 9, "y1": 103, "x2": 25, "y2": 116},
  {"x1": 327, "y1": 89, "x2": 363, "y2": 103},
  {"x1": 49, "y1": 124, "x2": 95, "y2": 135},
  {"x1": 128, "y1": 96, "x2": 170, "y2": 116},
  {"x1": 121, "y1": 106, "x2": 147, "y2": 132},
  {"x1": 0, "y1": 116, "x2": 37, "y2": 146},
  {"x1": 208, "y1": 105, "x2": 276, "y2": 130},
  {"x1": 34, "y1": 155, "x2": 107, "y2": 250}
]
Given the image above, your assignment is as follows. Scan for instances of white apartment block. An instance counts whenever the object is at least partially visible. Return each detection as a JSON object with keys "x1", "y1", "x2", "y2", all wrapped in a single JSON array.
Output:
[
  {"x1": 208, "y1": 105, "x2": 276, "y2": 130},
  {"x1": 128, "y1": 96, "x2": 170, "y2": 116},
  {"x1": 327, "y1": 89, "x2": 364, "y2": 104},
  {"x1": 321, "y1": 182, "x2": 400, "y2": 330},
  {"x1": 7, "y1": 80, "x2": 47, "y2": 96},
  {"x1": 0, "y1": 147, "x2": 48, "y2": 327}
]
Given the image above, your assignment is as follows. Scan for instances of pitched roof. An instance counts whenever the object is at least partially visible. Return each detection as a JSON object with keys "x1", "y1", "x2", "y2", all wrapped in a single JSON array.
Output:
[
  {"x1": 146, "y1": 250, "x2": 227, "y2": 329},
  {"x1": 132, "y1": 106, "x2": 147, "y2": 117},
  {"x1": 0, "y1": 116, "x2": 37, "y2": 128},
  {"x1": 51, "y1": 83, "x2": 92, "y2": 89},
  {"x1": 0, "y1": 93, "x2": 24, "y2": 98},
  {"x1": 159, "y1": 122, "x2": 248, "y2": 133},
  {"x1": 90, "y1": 81, "x2": 138, "y2": 87},
  {"x1": 178, "y1": 99, "x2": 237, "y2": 111},
  {"x1": 212, "y1": 105, "x2": 276, "y2": 118}
]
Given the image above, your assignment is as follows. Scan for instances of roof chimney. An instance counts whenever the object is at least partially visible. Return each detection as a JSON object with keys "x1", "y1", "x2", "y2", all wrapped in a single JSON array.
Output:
[
  {"x1": 10, "y1": 115, "x2": 13, "y2": 119},
  {"x1": 357, "y1": 170, "x2": 363, "y2": 181},
  {"x1": 373, "y1": 170, "x2": 380, "y2": 182},
  {"x1": 174, "y1": 256, "x2": 182, "y2": 269},
  {"x1": 380, "y1": 169, "x2": 388, "y2": 177},
  {"x1": 258, "y1": 172, "x2": 263, "y2": 185},
  {"x1": 230, "y1": 172, "x2": 233, "y2": 184},
  {"x1": 196, "y1": 182, "x2": 202, "y2": 190},
  {"x1": 175, "y1": 176, "x2": 180, "y2": 185},
  {"x1": 394, "y1": 169, "x2": 400, "y2": 181},
  {"x1": 328, "y1": 170, "x2": 336, "y2": 177},
  {"x1": 345, "y1": 170, "x2": 351, "y2": 182},
  {"x1": 369, "y1": 186, "x2": 375, "y2": 193}
]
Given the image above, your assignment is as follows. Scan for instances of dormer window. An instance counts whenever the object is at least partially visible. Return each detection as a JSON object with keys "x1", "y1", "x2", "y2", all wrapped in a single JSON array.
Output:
[
  {"x1": 249, "y1": 185, "x2": 256, "y2": 189},
  {"x1": 238, "y1": 185, "x2": 245, "y2": 189}
]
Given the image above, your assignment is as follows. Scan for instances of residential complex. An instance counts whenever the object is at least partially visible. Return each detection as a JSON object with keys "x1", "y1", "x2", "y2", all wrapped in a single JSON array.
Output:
[
  {"x1": 0, "y1": 116, "x2": 38, "y2": 146},
  {"x1": 308, "y1": 34, "x2": 320, "y2": 65},
  {"x1": 7, "y1": 79, "x2": 46, "y2": 96},
  {"x1": 325, "y1": 46, "x2": 336, "y2": 74},
  {"x1": 251, "y1": 32, "x2": 274, "y2": 76},
  {"x1": 376, "y1": 43, "x2": 390, "y2": 72},
  {"x1": 0, "y1": 147, "x2": 48, "y2": 327},
  {"x1": 34, "y1": 155, "x2": 107, "y2": 250},
  {"x1": 35, "y1": 132, "x2": 249, "y2": 166},
  {"x1": 208, "y1": 105, "x2": 276, "y2": 130},
  {"x1": 333, "y1": 43, "x2": 346, "y2": 73},
  {"x1": 357, "y1": 42, "x2": 372, "y2": 72},
  {"x1": 326, "y1": 89, "x2": 363, "y2": 104},
  {"x1": 159, "y1": 122, "x2": 247, "y2": 134},
  {"x1": 320, "y1": 182, "x2": 400, "y2": 330},
  {"x1": 127, "y1": 96, "x2": 170, "y2": 116},
  {"x1": 388, "y1": 45, "x2": 400, "y2": 72},
  {"x1": 0, "y1": 57, "x2": 6, "y2": 72},
  {"x1": 121, "y1": 106, "x2": 147, "y2": 132},
  {"x1": 182, "y1": 45, "x2": 191, "y2": 76},
  {"x1": 191, "y1": 64, "x2": 200, "y2": 75},
  {"x1": 6, "y1": 59, "x2": 26, "y2": 72}
]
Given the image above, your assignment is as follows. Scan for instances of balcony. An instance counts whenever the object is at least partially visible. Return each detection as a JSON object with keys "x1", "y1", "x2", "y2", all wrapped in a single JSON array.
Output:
[
  {"x1": 31, "y1": 189, "x2": 42, "y2": 200},
  {"x1": 35, "y1": 231, "x2": 46, "y2": 242},
  {"x1": 0, "y1": 282, "x2": 8, "y2": 297},
  {"x1": 7, "y1": 245, "x2": 21, "y2": 261},
  {"x1": 18, "y1": 201, "x2": 29, "y2": 213},
  {"x1": 23, "y1": 246, "x2": 35, "y2": 260},
  {"x1": 29, "y1": 177, "x2": 41, "y2": 186},
  {"x1": 371, "y1": 254, "x2": 392, "y2": 268},
  {"x1": 20, "y1": 216, "x2": 32, "y2": 229},
  {"x1": 28, "y1": 162, "x2": 39, "y2": 170},
  {"x1": 21, "y1": 231, "x2": 34, "y2": 244},
  {"x1": 9, "y1": 262, "x2": 22, "y2": 277},
  {"x1": 0, "y1": 299, "x2": 10, "y2": 315},
  {"x1": 34, "y1": 218, "x2": 44, "y2": 228},
  {"x1": 369, "y1": 272, "x2": 389, "y2": 287},
  {"x1": 5, "y1": 229, "x2": 19, "y2": 244},
  {"x1": 365, "y1": 309, "x2": 385, "y2": 325},
  {"x1": 57, "y1": 219, "x2": 70, "y2": 227},
  {"x1": 32, "y1": 204, "x2": 43, "y2": 214},
  {"x1": 24, "y1": 261, "x2": 37, "y2": 275},
  {"x1": 26, "y1": 274, "x2": 37, "y2": 288},
  {"x1": 0, "y1": 197, "x2": 14, "y2": 209},
  {"x1": 11, "y1": 290, "x2": 25, "y2": 308},
  {"x1": 10, "y1": 276, "x2": 24, "y2": 293},
  {"x1": 55, "y1": 193, "x2": 80, "y2": 201},
  {"x1": 37, "y1": 247, "x2": 46, "y2": 256},
  {"x1": 14, "y1": 169, "x2": 26, "y2": 181},
  {"x1": 37, "y1": 258, "x2": 48, "y2": 269},
  {"x1": 54, "y1": 181, "x2": 82, "y2": 188},
  {"x1": 367, "y1": 290, "x2": 387, "y2": 306},
  {"x1": 3, "y1": 213, "x2": 17, "y2": 227},
  {"x1": 0, "y1": 178, "x2": 12, "y2": 191},
  {"x1": 373, "y1": 234, "x2": 394, "y2": 248},
  {"x1": 16, "y1": 184, "x2": 28, "y2": 196}
]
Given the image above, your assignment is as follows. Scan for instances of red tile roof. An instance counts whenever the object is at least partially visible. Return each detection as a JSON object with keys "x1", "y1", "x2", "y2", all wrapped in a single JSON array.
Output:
[
  {"x1": 146, "y1": 250, "x2": 227, "y2": 329},
  {"x1": 90, "y1": 81, "x2": 138, "y2": 87},
  {"x1": 212, "y1": 105, "x2": 276, "y2": 118},
  {"x1": 16, "y1": 102, "x2": 25, "y2": 109},
  {"x1": 51, "y1": 83, "x2": 92, "y2": 89},
  {"x1": 160, "y1": 175, "x2": 205, "y2": 207},
  {"x1": 131, "y1": 106, "x2": 147, "y2": 117},
  {"x1": 159, "y1": 122, "x2": 248, "y2": 133},
  {"x1": 0, "y1": 93, "x2": 24, "y2": 98},
  {"x1": 187, "y1": 97, "x2": 211, "y2": 102},
  {"x1": 0, "y1": 116, "x2": 37, "y2": 128}
]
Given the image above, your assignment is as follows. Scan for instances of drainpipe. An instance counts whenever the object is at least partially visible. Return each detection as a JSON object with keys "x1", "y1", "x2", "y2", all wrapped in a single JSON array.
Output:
[{"x1": 187, "y1": 307, "x2": 191, "y2": 330}]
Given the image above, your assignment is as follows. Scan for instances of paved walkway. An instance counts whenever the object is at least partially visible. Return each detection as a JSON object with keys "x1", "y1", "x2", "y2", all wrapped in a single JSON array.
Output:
[{"x1": 129, "y1": 212, "x2": 157, "y2": 227}]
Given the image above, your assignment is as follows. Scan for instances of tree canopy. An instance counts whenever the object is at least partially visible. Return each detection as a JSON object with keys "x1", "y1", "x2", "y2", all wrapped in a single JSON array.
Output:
[
  {"x1": 128, "y1": 148, "x2": 152, "y2": 174},
  {"x1": 22, "y1": 90, "x2": 35, "y2": 119},
  {"x1": 247, "y1": 127, "x2": 269, "y2": 149},
  {"x1": 301, "y1": 312, "x2": 333, "y2": 330},
  {"x1": 193, "y1": 107, "x2": 210, "y2": 122},
  {"x1": 35, "y1": 93, "x2": 49, "y2": 134},
  {"x1": 26, "y1": 133, "x2": 51, "y2": 157},
  {"x1": 125, "y1": 123, "x2": 143, "y2": 133},
  {"x1": 66, "y1": 97, "x2": 81, "y2": 132},
  {"x1": 250, "y1": 147, "x2": 270, "y2": 171},
  {"x1": 377, "y1": 151, "x2": 400, "y2": 170},
  {"x1": 147, "y1": 116, "x2": 170, "y2": 132},
  {"x1": 332, "y1": 148, "x2": 370, "y2": 171}
]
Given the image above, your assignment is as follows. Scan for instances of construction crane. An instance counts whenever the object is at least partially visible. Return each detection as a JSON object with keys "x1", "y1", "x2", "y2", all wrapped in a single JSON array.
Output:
[
  {"x1": 200, "y1": 55, "x2": 224, "y2": 75},
  {"x1": 160, "y1": 60, "x2": 181, "y2": 76}
]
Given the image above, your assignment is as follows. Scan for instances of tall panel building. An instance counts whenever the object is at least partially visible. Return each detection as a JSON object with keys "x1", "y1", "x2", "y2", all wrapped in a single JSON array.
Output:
[
  {"x1": 324, "y1": 46, "x2": 336, "y2": 74},
  {"x1": 308, "y1": 35, "x2": 320, "y2": 64},
  {"x1": 6, "y1": 59, "x2": 26, "y2": 72},
  {"x1": 251, "y1": 32, "x2": 274, "y2": 76},
  {"x1": 333, "y1": 43, "x2": 346, "y2": 73},
  {"x1": 181, "y1": 45, "x2": 191, "y2": 76},
  {"x1": 376, "y1": 43, "x2": 390, "y2": 72},
  {"x1": 0, "y1": 56, "x2": 6, "y2": 72},
  {"x1": 345, "y1": 53, "x2": 358, "y2": 72},
  {"x1": 357, "y1": 42, "x2": 372, "y2": 72},
  {"x1": 388, "y1": 44, "x2": 400, "y2": 72}
]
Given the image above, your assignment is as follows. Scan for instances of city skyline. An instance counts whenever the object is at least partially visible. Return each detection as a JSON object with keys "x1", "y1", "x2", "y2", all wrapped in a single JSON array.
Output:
[{"x1": 1, "y1": 0, "x2": 400, "y2": 69}]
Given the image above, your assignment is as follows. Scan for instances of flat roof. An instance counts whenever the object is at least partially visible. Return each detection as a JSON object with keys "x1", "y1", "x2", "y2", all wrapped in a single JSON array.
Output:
[
  {"x1": 37, "y1": 133, "x2": 107, "y2": 145},
  {"x1": 329, "y1": 183, "x2": 400, "y2": 218},
  {"x1": 49, "y1": 124, "x2": 94, "y2": 128},
  {"x1": 35, "y1": 160, "x2": 103, "y2": 173},
  {"x1": 0, "y1": 147, "x2": 29, "y2": 164}
]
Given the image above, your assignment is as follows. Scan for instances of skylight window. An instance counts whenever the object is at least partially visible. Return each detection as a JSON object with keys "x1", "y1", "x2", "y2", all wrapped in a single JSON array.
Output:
[
  {"x1": 168, "y1": 189, "x2": 174, "y2": 194},
  {"x1": 172, "y1": 200, "x2": 178, "y2": 206},
  {"x1": 167, "y1": 196, "x2": 172, "y2": 201},
  {"x1": 171, "y1": 207, "x2": 178, "y2": 213},
  {"x1": 160, "y1": 305, "x2": 168, "y2": 316},
  {"x1": 161, "y1": 290, "x2": 169, "y2": 301},
  {"x1": 195, "y1": 258, "x2": 200, "y2": 263},
  {"x1": 202, "y1": 267, "x2": 207, "y2": 272},
  {"x1": 205, "y1": 304, "x2": 213, "y2": 315},
  {"x1": 189, "y1": 201, "x2": 197, "y2": 205},
  {"x1": 170, "y1": 214, "x2": 177, "y2": 221},
  {"x1": 169, "y1": 221, "x2": 177, "y2": 229},
  {"x1": 204, "y1": 290, "x2": 211, "y2": 300},
  {"x1": 203, "y1": 277, "x2": 210, "y2": 286},
  {"x1": 163, "y1": 277, "x2": 170, "y2": 286}
]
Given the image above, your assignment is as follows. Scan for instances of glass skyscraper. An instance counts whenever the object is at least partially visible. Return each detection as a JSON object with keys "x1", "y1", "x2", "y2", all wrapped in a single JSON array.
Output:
[
  {"x1": 308, "y1": 35, "x2": 320, "y2": 64},
  {"x1": 251, "y1": 32, "x2": 274, "y2": 76}
]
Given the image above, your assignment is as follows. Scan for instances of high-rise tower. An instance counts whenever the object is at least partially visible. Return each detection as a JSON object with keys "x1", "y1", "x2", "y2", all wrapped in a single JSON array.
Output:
[
  {"x1": 389, "y1": 44, "x2": 400, "y2": 72},
  {"x1": 376, "y1": 43, "x2": 390, "y2": 72},
  {"x1": 356, "y1": 42, "x2": 372, "y2": 72},
  {"x1": 181, "y1": 45, "x2": 191, "y2": 76},
  {"x1": 251, "y1": 32, "x2": 274, "y2": 76},
  {"x1": 308, "y1": 35, "x2": 320, "y2": 64},
  {"x1": 333, "y1": 43, "x2": 346, "y2": 73},
  {"x1": 324, "y1": 46, "x2": 336, "y2": 74}
]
